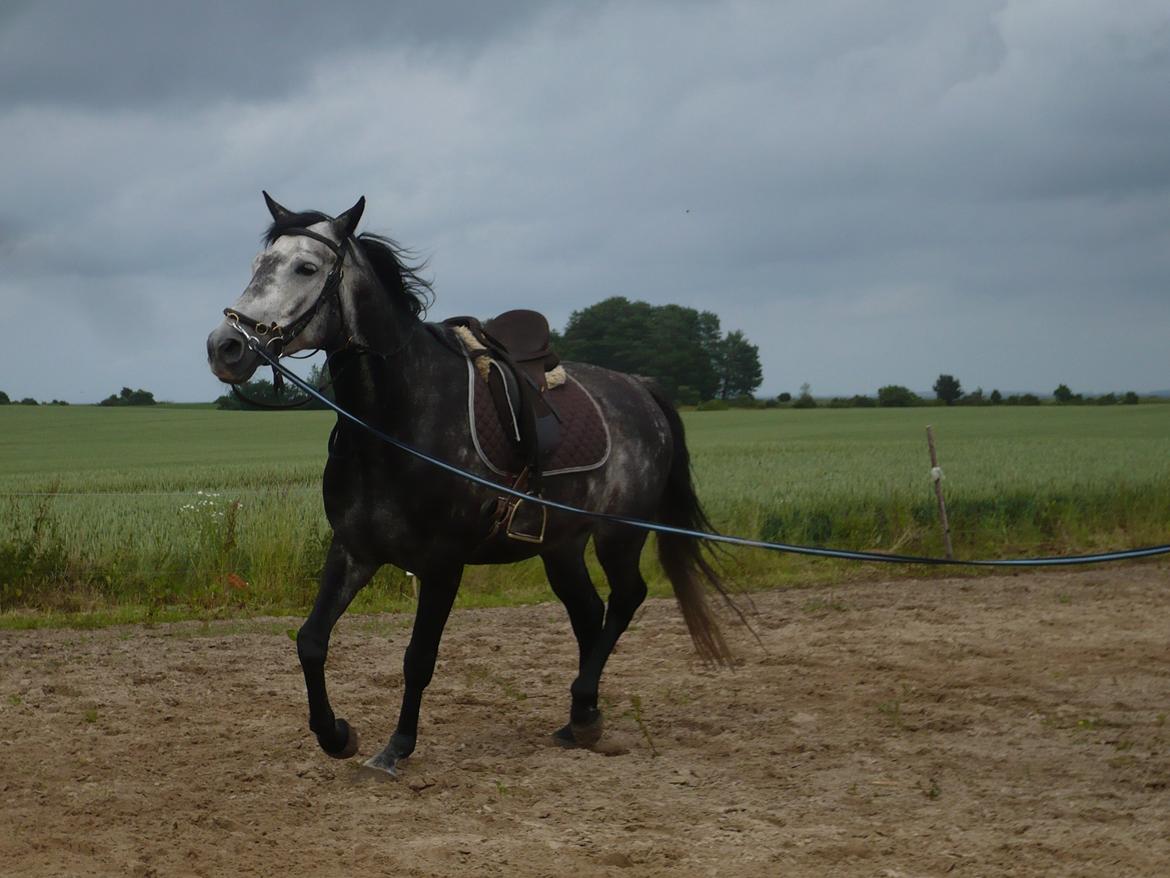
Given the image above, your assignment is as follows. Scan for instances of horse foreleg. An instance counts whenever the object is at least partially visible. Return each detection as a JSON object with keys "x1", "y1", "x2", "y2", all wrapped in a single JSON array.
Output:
[
  {"x1": 364, "y1": 561, "x2": 464, "y2": 776},
  {"x1": 297, "y1": 540, "x2": 379, "y2": 758}
]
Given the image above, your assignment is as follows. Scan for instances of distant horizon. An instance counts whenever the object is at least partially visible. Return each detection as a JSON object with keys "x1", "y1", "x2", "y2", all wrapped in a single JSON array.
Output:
[{"x1": 4, "y1": 383, "x2": 1168, "y2": 407}]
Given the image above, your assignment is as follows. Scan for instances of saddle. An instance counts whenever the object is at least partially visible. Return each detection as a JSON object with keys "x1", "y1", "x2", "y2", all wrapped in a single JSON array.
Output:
[
  {"x1": 443, "y1": 310, "x2": 610, "y2": 542},
  {"x1": 445, "y1": 310, "x2": 561, "y2": 491},
  {"x1": 483, "y1": 309, "x2": 560, "y2": 392}
]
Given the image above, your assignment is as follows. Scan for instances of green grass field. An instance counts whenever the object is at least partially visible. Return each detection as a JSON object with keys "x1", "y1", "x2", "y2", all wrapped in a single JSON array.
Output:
[{"x1": 2, "y1": 403, "x2": 1168, "y2": 626}]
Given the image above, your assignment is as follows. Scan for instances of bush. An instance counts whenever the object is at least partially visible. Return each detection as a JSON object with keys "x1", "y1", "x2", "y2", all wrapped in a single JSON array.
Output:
[
  {"x1": 100, "y1": 387, "x2": 156, "y2": 407},
  {"x1": 727, "y1": 395, "x2": 763, "y2": 409},
  {"x1": 877, "y1": 385, "x2": 920, "y2": 407},
  {"x1": 1005, "y1": 393, "x2": 1042, "y2": 406},
  {"x1": 850, "y1": 394, "x2": 876, "y2": 408},
  {"x1": 696, "y1": 398, "x2": 729, "y2": 411},
  {"x1": 1095, "y1": 393, "x2": 1118, "y2": 406},
  {"x1": 18, "y1": 397, "x2": 38, "y2": 406},
  {"x1": 0, "y1": 493, "x2": 70, "y2": 607},
  {"x1": 791, "y1": 393, "x2": 817, "y2": 409}
]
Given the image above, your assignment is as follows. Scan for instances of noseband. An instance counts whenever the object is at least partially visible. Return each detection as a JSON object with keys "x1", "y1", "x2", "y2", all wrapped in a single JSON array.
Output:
[{"x1": 224, "y1": 227, "x2": 350, "y2": 354}]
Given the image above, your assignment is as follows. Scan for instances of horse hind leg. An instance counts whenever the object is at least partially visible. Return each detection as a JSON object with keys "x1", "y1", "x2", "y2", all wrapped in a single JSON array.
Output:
[
  {"x1": 541, "y1": 537, "x2": 605, "y2": 745},
  {"x1": 565, "y1": 526, "x2": 649, "y2": 747}
]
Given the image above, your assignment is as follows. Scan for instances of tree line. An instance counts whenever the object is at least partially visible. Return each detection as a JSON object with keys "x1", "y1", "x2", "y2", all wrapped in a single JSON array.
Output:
[
  {"x1": 780, "y1": 375, "x2": 1145, "y2": 409},
  {"x1": 0, "y1": 387, "x2": 155, "y2": 406}
]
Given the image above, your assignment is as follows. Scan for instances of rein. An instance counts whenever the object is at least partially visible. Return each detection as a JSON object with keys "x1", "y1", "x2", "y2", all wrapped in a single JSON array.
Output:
[{"x1": 244, "y1": 338, "x2": 1170, "y2": 569}]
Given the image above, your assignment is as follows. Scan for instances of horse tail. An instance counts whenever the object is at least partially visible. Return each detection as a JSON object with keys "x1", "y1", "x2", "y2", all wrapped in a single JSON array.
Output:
[{"x1": 644, "y1": 380, "x2": 736, "y2": 666}]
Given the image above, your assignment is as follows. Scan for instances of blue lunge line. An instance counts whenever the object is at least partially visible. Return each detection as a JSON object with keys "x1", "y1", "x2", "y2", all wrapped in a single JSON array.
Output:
[{"x1": 249, "y1": 343, "x2": 1170, "y2": 568}]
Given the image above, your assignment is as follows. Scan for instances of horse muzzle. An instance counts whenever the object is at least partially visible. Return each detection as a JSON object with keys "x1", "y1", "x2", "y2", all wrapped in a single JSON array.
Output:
[{"x1": 207, "y1": 321, "x2": 262, "y2": 383}]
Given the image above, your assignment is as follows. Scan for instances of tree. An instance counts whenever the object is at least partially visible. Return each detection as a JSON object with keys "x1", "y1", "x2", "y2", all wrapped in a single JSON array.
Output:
[
  {"x1": 990, "y1": 389, "x2": 1003, "y2": 405},
  {"x1": 718, "y1": 330, "x2": 763, "y2": 399},
  {"x1": 696, "y1": 310, "x2": 723, "y2": 389},
  {"x1": 19, "y1": 397, "x2": 38, "y2": 406},
  {"x1": 877, "y1": 385, "x2": 920, "y2": 407},
  {"x1": 0, "y1": 390, "x2": 9, "y2": 405},
  {"x1": 1053, "y1": 384, "x2": 1075, "y2": 404},
  {"x1": 933, "y1": 374, "x2": 963, "y2": 406},
  {"x1": 1123, "y1": 391, "x2": 1140, "y2": 405},
  {"x1": 559, "y1": 297, "x2": 758, "y2": 403}
]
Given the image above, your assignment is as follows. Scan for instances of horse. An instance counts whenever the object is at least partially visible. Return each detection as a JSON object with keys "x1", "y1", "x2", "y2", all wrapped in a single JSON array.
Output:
[{"x1": 206, "y1": 193, "x2": 734, "y2": 776}]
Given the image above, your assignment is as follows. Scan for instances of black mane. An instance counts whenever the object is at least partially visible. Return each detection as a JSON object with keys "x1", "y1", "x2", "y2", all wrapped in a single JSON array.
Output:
[{"x1": 264, "y1": 211, "x2": 433, "y2": 319}]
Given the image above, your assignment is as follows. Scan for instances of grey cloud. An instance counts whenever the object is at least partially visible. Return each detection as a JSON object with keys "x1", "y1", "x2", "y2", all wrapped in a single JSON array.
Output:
[
  {"x1": 0, "y1": 0, "x2": 1167, "y2": 402},
  {"x1": 0, "y1": 0, "x2": 550, "y2": 108}
]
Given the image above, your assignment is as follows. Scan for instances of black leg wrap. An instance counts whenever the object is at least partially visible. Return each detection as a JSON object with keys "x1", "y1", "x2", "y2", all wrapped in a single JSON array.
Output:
[{"x1": 317, "y1": 718, "x2": 360, "y2": 759}]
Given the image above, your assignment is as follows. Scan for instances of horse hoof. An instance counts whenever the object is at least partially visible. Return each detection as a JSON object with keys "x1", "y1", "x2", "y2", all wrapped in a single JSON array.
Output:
[
  {"x1": 552, "y1": 723, "x2": 577, "y2": 747},
  {"x1": 361, "y1": 751, "x2": 400, "y2": 778},
  {"x1": 570, "y1": 715, "x2": 604, "y2": 748},
  {"x1": 322, "y1": 719, "x2": 360, "y2": 759}
]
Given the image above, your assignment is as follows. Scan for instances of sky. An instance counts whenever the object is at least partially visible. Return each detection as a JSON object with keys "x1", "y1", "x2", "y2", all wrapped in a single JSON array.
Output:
[{"x1": 1, "y1": 0, "x2": 1167, "y2": 403}]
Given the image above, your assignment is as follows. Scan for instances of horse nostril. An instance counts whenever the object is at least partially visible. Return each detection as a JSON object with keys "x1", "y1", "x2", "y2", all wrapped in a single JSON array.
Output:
[{"x1": 217, "y1": 335, "x2": 245, "y2": 364}]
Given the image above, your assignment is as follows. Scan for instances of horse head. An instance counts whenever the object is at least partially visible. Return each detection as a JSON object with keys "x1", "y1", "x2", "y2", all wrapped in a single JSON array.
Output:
[{"x1": 206, "y1": 192, "x2": 364, "y2": 383}]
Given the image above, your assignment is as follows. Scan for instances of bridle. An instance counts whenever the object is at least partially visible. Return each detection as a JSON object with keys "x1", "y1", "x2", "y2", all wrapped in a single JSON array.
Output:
[
  {"x1": 224, "y1": 226, "x2": 350, "y2": 356},
  {"x1": 220, "y1": 224, "x2": 418, "y2": 409}
]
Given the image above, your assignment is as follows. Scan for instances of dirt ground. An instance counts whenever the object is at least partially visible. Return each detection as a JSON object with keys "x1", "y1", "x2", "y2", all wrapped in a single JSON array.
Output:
[{"x1": 1, "y1": 566, "x2": 1168, "y2": 877}]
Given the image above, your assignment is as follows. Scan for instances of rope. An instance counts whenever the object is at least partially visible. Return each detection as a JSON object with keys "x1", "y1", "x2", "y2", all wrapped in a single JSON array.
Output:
[
  {"x1": 0, "y1": 488, "x2": 317, "y2": 497},
  {"x1": 246, "y1": 342, "x2": 1170, "y2": 569}
]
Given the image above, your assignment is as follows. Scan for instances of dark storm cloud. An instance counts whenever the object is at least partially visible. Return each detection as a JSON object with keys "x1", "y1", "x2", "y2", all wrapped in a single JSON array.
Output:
[
  {"x1": 0, "y1": 0, "x2": 1167, "y2": 402},
  {"x1": 0, "y1": 0, "x2": 548, "y2": 107}
]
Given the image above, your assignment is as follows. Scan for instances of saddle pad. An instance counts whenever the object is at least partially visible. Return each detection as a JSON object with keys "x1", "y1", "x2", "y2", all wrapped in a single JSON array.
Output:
[{"x1": 465, "y1": 358, "x2": 611, "y2": 478}]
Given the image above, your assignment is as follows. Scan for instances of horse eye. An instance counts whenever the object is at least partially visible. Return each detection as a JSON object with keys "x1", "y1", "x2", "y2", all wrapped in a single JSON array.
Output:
[{"x1": 296, "y1": 262, "x2": 319, "y2": 276}]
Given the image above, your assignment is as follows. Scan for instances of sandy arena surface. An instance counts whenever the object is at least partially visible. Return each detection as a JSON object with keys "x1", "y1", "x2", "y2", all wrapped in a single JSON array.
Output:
[{"x1": 1, "y1": 566, "x2": 1168, "y2": 877}]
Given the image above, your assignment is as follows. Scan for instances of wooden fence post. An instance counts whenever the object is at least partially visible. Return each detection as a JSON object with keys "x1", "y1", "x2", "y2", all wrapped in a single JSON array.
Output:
[{"x1": 926, "y1": 425, "x2": 954, "y2": 560}]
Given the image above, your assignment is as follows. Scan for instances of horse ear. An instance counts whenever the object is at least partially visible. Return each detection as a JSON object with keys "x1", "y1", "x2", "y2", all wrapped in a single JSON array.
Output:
[
  {"x1": 333, "y1": 196, "x2": 365, "y2": 239},
  {"x1": 263, "y1": 191, "x2": 294, "y2": 224}
]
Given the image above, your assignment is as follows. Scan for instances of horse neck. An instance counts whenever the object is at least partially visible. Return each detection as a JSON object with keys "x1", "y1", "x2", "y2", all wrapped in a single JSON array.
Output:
[{"x1": 326, "y1": 277, "x2": 431, "y2": 420}]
